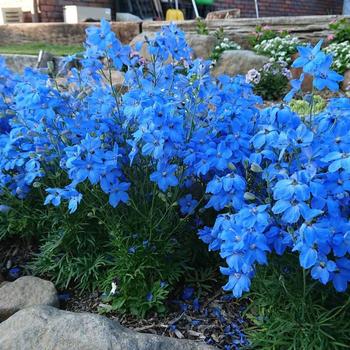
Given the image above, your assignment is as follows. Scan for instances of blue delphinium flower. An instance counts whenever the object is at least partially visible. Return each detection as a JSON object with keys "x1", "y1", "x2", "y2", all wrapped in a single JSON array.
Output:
[
  {"x1": 178, "y1": 194, "x2": 198, "y2": 215},
  {"x1": 1, "y1": 19, "x2": 350, "y2": 300},
  {"x1": 150, "y1": 163, "x2": 178, "y2": 191}
]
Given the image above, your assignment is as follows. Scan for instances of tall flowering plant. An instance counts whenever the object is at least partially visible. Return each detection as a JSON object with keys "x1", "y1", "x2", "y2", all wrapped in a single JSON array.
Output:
[
  {"x1": 0, "y1": 21, "x2": 350, "y2": 301},
  {"x1": 201, "y1": 40, "x2": 349, "y2": 297}
]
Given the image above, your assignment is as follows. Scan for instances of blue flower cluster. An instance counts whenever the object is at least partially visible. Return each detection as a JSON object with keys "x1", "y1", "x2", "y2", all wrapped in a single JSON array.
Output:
[{"x1": 1, "y1": 20, "x2": 350, "y2": 298}]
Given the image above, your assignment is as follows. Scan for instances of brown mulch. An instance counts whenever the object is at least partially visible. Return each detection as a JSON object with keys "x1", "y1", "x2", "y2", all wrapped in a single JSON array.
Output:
[{"x1": 61, "y1": 289, "x2": 249, "y2": 349}]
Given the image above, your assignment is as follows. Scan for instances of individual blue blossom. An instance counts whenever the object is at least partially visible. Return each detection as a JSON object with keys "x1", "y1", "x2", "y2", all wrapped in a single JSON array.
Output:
[
  {"x1": 146, "y1": 292, "x2": 153, "y2": 302},
  {"x1": 128, "y1": 246, "x2": 136, "y2": 254},
  {"x1": 321, "y1": 151, "x2": 350, "y2": 173},
  {"x1": 311, "y1": 255, "x2": 337, "y2": 285},
  {"x1": 178, "y1": 194, "x2": 198, "y2": 215},
  {"x1": 236, "y1": 204, "x2": 270, "y2": 229},
  {"x1": 312, "y1": 55, "x2": 343, "y2": 91},
  {"x1": 221, "y1": 267, "x2": 251, "y2": 298},
  {"x1": 182, "y1": 287, "x2": 194, "y2": 300},
  {"x1": 0, "y1": 204, "x2": 11, "y2": 213},
  {"x1": 292, "y1": 40, "x2": 323, "y2": 71},
  {"x1": 150, "y1": 163, "x2": 178, "y2": 192},
  {"x1": 108, "y1": 181, "x2": 130, "y2": 208},
  {"x1": 8, "y1": 267, "x2": 21, "y2": 280}
]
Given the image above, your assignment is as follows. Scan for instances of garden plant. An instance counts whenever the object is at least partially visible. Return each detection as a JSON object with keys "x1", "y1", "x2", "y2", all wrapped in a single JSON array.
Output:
[{"x1": 1, "y1": 20, "x2": 350, "y2": 349}]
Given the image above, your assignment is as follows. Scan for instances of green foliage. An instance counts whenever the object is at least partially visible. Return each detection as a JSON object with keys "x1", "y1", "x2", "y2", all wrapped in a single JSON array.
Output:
[
  {"x1": 329, "y1": 19, "x2": 350, "y2": 44},
  {"x1": 98, "y1": 201, "x2": 190, "y2": 317},
  {"x1": 253, "y1": 35, "x2": 301, "y2": 64},
  {"x1": 289, "y1": 95, "x2": 327, "y2": 117},
  {"x1": 324, "y1": 41, "x2": 350, "y2": 75},
  {"x1": 0, "y1": 166, "x2": 201, "y2": 317},
  {"x1": 0, "y1": 188, "x2": 51, "y2": 241},
  {"x1": 210, "y1": 37, "x2": 241, "y2": 62},
  {"x1": 30, "y1": 208, "x2": 111, "y2": 291},
  {"x1": 248, "y1": 25, "x2": 288, "y2": 48},
  {"x1": 0, "y1": 42, "x2": 84, "y2": 56},
  {"x1": 252, "y1": 62, "x2": 290, "y2": 101},
  {"x1": 196, "y1": 18, "x2": 209, "y2": 35},
  {"x1": 245, "y1": 254, "x2": 350, "y2": 350}
]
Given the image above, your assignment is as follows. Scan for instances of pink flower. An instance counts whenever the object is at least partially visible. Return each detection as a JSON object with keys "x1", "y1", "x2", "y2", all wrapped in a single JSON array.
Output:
[{"x1": 327, "y1": 34, "x2": 335, "y2": 42}]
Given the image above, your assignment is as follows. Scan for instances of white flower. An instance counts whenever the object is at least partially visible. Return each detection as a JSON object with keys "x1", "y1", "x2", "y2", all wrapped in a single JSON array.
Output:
[{"x1": 110, "y1": 282, "x2": 117, "y2": 295}]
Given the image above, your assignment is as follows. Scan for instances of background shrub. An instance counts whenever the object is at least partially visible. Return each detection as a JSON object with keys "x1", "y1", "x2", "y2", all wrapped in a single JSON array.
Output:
[{"x1": 246, "y1": 61, "x2": 291, "y2": 101}]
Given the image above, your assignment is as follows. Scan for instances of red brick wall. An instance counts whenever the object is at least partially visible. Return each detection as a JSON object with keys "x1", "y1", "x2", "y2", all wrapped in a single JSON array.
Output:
[
  {"x1": 214, "y1": 0, "x2": 343, "y2": 17},
  {"x1": 39, "y1": 0, "x2": 112, "y2": 22},
  {"x1": 39, "y1": 0, "x2": 343, "y2": 22}
]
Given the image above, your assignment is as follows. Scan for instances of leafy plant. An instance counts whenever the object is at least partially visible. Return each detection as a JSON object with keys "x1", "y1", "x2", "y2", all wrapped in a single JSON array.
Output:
[
  {"x1": 289, "y1": 95, "x2": 327, "y2": 117},
  {"x1": 246, "y1": 61, "x2": 291, "y2": 101},
  {"x1": 248, "y1": 25, "x2": 288, "y2": 47},
  {"x1": 0, "y1": 21, "x2": 349, "y2": 316},
  {"x1": 210, "y1": 37, "x2": 241, "y2": 63},
  {"x1": 324, "y1": 41, "x2": 350, "y2": 74},
  {"x1": 329, "y1": 18, "x2": 350, "y2": 44},
  {"x1": 246, "y1": 254, "x2": 350, "y2": 350},
  {"x1": 254, "y1": 35, "x2": 301, "y2": 64},
  {"x1": 196, "y1": 18, "x2": 209, "y2": 35}
]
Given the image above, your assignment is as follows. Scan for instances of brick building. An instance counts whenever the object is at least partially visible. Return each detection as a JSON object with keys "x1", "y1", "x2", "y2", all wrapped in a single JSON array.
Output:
[
  {"x1": 214, "y1": 0, "x2": 343, "y2": 17},
  {"x1": 37, "y1": 0, "x2": 343, "y2": 22}
]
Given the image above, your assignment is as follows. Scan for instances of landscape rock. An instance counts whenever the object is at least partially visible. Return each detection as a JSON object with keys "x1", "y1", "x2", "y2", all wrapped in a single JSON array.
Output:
[
  {"x1": 0, "y1": 305, "x2": 214, "y2": 350},
  {"x1": 129, "y1": 32, "x2": 156, "y2": 60},
  {"x1": 0, "y1": 276, "x2": 59, "y2": 321},
  {"x1": 342, "y1": 69, "x2": 350, "y2": 91},
  {"x1": 212, "y1": 50, "x2": 269, "y2": 77},
  {"x1": 116, "y1": 12, "x2": 142, "y2": 22},
  {"x1": 206, "y1": 9, "x2": 240, "y2": 20},
  {"x1": 185, "y1": 34, "x2": 218, "y2": 59}
]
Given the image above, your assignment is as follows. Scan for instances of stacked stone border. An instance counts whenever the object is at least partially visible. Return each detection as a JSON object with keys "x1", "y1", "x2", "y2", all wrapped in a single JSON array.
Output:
[{"x1": 0, "y1": 15, "x2": 348, "y2": 47}]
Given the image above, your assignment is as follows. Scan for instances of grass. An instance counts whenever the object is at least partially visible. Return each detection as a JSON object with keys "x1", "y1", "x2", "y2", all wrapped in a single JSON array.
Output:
[
  {"x1": 245, "y1": 253, "x2": 350, "y2": 350},
  {"x1": 0, "y1": 42, "x2": 84, "y2": 56}
]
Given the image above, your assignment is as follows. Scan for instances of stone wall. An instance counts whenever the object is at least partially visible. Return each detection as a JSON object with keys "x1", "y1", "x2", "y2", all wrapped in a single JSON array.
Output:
[
  {"x1": 39, "y1": 0, "x2": 112, "y2": 22},
  {"x1": 0, "y1": 21, "x2": 140, "y2": 45},
  {"x1": 0, "y1": 15, "x2": 347, "y2": 48},
  {"x1": 143, "y1": 15, "x2": 346, "y2": 48}
]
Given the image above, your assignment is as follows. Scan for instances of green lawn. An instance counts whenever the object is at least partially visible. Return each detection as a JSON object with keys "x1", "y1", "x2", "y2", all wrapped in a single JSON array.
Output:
[{"x1": 0, "y1": 42, "x2": 84, "y2": 56}]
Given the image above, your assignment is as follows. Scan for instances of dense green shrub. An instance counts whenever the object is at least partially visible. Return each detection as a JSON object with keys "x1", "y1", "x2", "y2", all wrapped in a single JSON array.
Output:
[
  {"x1": 329, "y1": 18, "x2": 350, "y2": 44},
  {"x1": 246, "y1": 62, "x2": 291, "y2": 101}
]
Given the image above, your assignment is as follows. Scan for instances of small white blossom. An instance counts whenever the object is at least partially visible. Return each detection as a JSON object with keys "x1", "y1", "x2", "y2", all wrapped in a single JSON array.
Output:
[{"x1": 110, "y1": 282, "x2": 117, "y2": 295}]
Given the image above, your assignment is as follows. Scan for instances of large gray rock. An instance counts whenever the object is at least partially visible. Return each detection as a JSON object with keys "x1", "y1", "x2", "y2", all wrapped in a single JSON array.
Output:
[
  {"x1": 0, "y1": 276, "x2": 59, "y2": 321},
  {"x1": 129, "y1": 32, "x2": 156, "y2": 60},
  {"x1": 206, "y1": 9, "x2": 240, "y2": 20},
  {"x1": 211, "y1": 50, "x2": 269, "y2": 77},
  {"x1": 185, "y1": 34, "x2": 217, "y2": 59},
  {"x1": 0, "y1": 305, "x2": 213, "y2": 350}
]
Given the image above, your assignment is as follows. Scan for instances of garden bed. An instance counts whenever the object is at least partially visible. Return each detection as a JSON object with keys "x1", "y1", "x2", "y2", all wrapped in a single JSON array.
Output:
[{"x1": 2, "y1": 17, "x2": 350, "y2": 350}]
